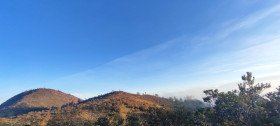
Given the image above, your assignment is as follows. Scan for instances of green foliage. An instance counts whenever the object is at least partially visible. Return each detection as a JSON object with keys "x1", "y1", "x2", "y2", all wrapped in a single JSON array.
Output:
[
  {"x1": 95, "y1": 113, "x2": 124, "y2": 126},
  {"x1": 265, "y1": 86, "x2": 280, "y2": 125},
  {"x1": 126, "y1": 113, "x2": 142, "y2": 126},
  {"x1": 203, "y1": 72, "x2": 272, "y2": 126},
  {"x1": 96, "y1": 116, "x2": 110, "y2": 126}
]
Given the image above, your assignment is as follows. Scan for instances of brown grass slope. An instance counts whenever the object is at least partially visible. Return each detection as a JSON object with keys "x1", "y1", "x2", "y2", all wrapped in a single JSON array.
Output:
[
  {"x1": 79, "y1": 91, "x2": 174, "y2": 110},
  {"x1": 0, "y1": 91, "x2": 177, "y2": 125},
  {"x1": 0, "y1": 88, "x2": 80, "y2": 109},
  {"x1": 55, "y1": 91, "x2": 175, "y2": 120},
  {"x1": 0, "y1": 88, "x2": 81, "y2": 117}
]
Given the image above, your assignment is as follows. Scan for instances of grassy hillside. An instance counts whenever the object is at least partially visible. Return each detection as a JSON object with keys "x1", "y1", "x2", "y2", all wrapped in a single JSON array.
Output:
[
  {"x1": 0, "y1": 90, "x2": 208, "y2": 125},
  {"x1": 0, "y1": 91, "x2": 180, "y2": 125},
  {"x1": 0, "y1": 88, "x2": 81, "y2": 117},
  {"x1": 47, "y1": 91, "x2": 176, "y2": 125}
]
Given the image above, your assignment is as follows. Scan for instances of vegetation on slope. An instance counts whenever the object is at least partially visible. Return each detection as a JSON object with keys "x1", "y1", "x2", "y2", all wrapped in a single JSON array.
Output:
[
  {"x1": 0, "y1": 89, "x2": 206, "y2": 125},
  {"x1": 0, "y1": 88, "x2": 81, "y2": 117},
  {"x1": 0, "y1": 72, "x2": 279, "y2": 126}
]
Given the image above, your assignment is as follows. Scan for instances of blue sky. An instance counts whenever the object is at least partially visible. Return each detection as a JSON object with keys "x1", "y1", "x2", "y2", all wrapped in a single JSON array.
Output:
[{"x1": 1, "y1": 1, "x2": 280, "y2": 103}]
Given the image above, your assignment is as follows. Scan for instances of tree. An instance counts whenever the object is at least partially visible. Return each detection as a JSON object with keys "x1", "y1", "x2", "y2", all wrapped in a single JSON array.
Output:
[
  {"x1": 265, "y1": 86, "x2": 280, "y2": 125},
  {"x1": 203, "y1": 72, "x2": 271, "y2": 125}
]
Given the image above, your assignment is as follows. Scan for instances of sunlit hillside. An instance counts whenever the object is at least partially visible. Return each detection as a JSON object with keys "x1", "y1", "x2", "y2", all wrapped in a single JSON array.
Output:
[{"x1": 0, "y1": 88, "x2": 80, "y2": 117}]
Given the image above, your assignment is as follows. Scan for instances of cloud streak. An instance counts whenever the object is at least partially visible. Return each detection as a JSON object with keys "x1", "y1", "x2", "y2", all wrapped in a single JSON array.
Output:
[
  {"x1": 217, "y1": 4, "x2": 280, "y2": 39},
  {"x1": 45, "y1": 3, "x2": 280, "y2": 99}
]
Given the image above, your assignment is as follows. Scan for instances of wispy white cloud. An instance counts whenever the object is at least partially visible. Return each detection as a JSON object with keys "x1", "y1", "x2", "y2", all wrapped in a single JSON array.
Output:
[
  {"x1": 45, "y1": 3, "x2": 280, "y2": 99},
  {"x1": 217, "y1": 4, "x2": 280, "y2": 39}
]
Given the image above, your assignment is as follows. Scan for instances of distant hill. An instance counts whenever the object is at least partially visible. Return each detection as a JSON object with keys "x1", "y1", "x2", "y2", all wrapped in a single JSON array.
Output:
[
  {"x1": 0, "y1": 90, "x2": 208, "y2": 125},
  {"x1": 0, "y1": 88, "x2": 81, "y2": 117},
  {"x1": 80, "y1": 91, "x2": 174, "y2": 109},
  {"x1": 46, "y1": 91, "x2": 177, "y2": 125}
]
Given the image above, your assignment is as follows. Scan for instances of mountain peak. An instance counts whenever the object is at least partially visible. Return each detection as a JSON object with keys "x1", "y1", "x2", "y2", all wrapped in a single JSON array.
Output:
[{"x1": 0, "y1": 88, "x2": 80, "y2": 109}]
